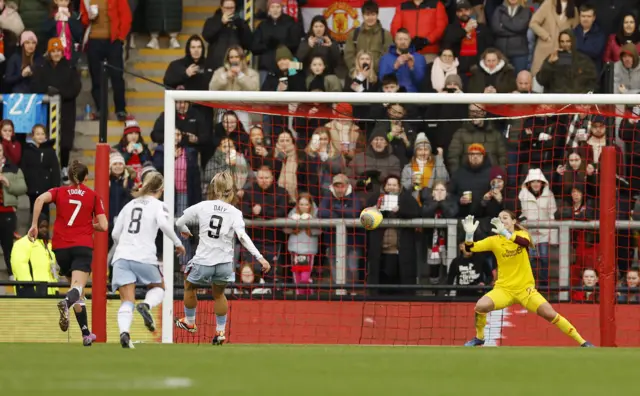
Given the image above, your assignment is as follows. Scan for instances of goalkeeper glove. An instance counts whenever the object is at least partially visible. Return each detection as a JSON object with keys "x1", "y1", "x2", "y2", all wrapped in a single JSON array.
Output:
[
  {"x1": 461, "y1": 215, "x2": 479, "y2": 243},
  {"x1": 490, "y1": 217, "x2": 512, "y2": 239}
]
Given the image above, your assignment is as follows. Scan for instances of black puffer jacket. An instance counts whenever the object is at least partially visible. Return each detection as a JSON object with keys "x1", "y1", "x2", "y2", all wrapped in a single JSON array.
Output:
[
  {"x1": 252, "y1": 14, "x2": 302, "y2": 73},
  {"x1": 163, "y1": 35, "x2": 213, "y2": 90},
  {"x1": 145, "y1": 0, "x2": 183, "y2": 33},
  {"x1": 201, "y1": 8, "x2": 253, "y2": 70},
  {"x1": 21, "y1": 141, "x2": 61, "y2": 196}
]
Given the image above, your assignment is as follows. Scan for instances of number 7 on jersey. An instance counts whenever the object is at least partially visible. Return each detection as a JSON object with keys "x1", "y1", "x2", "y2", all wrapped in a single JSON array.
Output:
[{"x1": 68, "y1": 199, "x2": 83, "y2": 226}]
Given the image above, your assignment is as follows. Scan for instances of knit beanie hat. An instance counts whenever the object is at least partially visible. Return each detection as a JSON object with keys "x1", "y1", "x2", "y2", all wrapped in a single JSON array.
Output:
[
  {"x1": 444, "y1": 74, "x2": 463, "y2": 89},
  {"x1": 489, "y1": 166, "x2": 506, "y2": 182},
  {"x1": 20, "y1": 31, "x2": 37, "y2": 46},
  {"x1": 124, "y1": 115, "x2": 141, "y2": 135},
  {"x1": 141, "y1": 161, "x2": 157, "y2": 182},
  {"x1": 467, "y1": 143, "x2": 486, "y2": 155},
  {"x1": 110, "y1": 151, "x2": 125, "y2": 167},
  {"x1": 275, "y1": 45, "x2": 293, "y2": 61},
  {"x1": 414, "y1": 132, "x2": 431, "y2": 150},
  {"x1": 47, "y1": 38, "x2": 63, "y2": 53}
]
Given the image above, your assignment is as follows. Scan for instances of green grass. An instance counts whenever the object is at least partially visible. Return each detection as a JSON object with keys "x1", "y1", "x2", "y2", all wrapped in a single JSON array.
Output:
[{"x1": 0, "y1": 344, "x2": 636, "y2": 395}]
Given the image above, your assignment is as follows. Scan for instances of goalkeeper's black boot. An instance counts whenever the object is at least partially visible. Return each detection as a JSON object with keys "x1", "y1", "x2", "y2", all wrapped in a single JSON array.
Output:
[
  {"x1": 581, "y1": 341, "x2": 595, "y2": 348},
  {"x1": 120, "y1": 332, "x2": 134, "y2": 349},
  {"x1": 464, "y1": 337, "x2": 485, "y2": 347},
  {"x1": 136, "y1": 303, "x2": 156, "y2": 332}
]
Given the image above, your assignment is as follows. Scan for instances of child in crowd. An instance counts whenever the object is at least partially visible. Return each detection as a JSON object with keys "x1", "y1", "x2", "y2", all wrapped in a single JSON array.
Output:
[
  {"x1": 21, "y1": 124, "x2": 60, "y2": 220},
  {"x1": 285, "y1": 193, "x2": 321, "y2": 295},
  {"x1": 115, "y1": 116, "x2": 152, "y2": 183}
]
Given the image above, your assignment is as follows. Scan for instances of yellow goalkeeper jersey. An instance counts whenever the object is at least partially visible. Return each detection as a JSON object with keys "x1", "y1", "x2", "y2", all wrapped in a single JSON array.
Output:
[{"x1": 467, "y1": 230, "x2": 536, "y2": 291}]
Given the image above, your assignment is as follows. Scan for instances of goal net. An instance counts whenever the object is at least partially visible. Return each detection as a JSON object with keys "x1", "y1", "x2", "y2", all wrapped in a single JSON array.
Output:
[{"x1": 151, "y1": 91, "x2": 640, "y2": 347}]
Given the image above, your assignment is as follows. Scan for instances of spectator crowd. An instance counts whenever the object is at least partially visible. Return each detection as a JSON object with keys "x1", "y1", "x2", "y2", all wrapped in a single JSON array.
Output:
[{"x1": 1, "y1": 0, "x2": 640, "y2": 302}]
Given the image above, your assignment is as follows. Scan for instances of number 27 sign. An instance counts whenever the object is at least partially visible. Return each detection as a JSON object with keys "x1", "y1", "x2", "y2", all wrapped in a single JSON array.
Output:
[{"x1": 3, "y1": 93, "x2": 47, "y2": 134}]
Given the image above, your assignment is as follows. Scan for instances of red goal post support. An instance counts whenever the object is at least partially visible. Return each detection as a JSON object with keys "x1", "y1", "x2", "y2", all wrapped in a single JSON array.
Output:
[
  {"x1": 599, "y1": 147, "x2": 616, "y2": 347},
  {"x1": 92, "y1": 143, "x2": 110, "y2": 343}
]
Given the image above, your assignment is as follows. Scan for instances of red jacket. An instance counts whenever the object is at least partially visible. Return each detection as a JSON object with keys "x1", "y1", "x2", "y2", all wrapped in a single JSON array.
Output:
[
  {"x1": 1, "y1": 138, "x2": 21, "y2": 166},
  {"x1": 80, "y1": 0, "x2": 131, "y2": 42},
  {"x1": 603, "y1": 34, "x2": 640, "y2": 63},
  {"x1": 390, "y1": 0, "x2": 448, "y2": 55}
]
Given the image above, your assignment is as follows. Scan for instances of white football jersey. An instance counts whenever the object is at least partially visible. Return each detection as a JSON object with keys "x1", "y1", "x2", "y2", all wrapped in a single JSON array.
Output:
[
  {"x1": 177, "y1": 200, "x2": 262, "y2": 266},
  {"x1": 112, "y1": 196, "x2": 182, "y2": 265}
]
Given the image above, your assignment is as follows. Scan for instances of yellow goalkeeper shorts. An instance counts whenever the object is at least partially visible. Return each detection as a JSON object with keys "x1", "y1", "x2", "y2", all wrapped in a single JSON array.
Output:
[{"x1": 484, "y1": 287, "x2": 548, "y2": 313}]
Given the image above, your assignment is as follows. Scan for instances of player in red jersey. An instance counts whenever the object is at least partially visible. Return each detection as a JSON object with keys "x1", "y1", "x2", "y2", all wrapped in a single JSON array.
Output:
[{"x1": 28, "y1": 161, "x2": 108, "y2": 346}]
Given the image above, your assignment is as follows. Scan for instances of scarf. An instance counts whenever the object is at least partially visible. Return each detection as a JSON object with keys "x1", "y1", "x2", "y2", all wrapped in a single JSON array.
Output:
[
  {"x1": 428, "y1": 210, "x2": 445, "y2": 264},
  {"x1": 411, "y1": 157, "x2": 434, "y2": 190},
  {"x1": 282, "y1": 0, "x2": 298, "y2": 21},
  {"x1": 56, "y1": 21, "x2": 73, "y2": 61},
  {"x1": 278, "y1": 148, "x2": 298, "y2": 203},
  {"x1": 430, "y1": 57, "x2": 459, "y2": 92}
]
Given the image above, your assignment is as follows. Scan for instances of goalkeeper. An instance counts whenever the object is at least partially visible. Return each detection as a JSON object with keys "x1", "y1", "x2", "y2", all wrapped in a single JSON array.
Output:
[{"x1": 461, "y1": 211, "x2": 594, "y2": 347}]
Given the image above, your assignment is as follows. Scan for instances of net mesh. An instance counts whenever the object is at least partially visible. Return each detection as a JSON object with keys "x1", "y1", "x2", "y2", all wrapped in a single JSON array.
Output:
[
  {"x1": 156, "y1": 98, "x2": 640, "y2": 346},
  {"x1": 6, "y1": 99, "x2": 640, "y2": 346}
]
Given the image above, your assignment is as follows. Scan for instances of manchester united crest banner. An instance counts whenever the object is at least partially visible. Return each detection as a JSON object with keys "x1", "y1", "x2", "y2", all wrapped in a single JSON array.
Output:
[{"x1": 301, "y1": 0, "x2": 397, "y2": 43}]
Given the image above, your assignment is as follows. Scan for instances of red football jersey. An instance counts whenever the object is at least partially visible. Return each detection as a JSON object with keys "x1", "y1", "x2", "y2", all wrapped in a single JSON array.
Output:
[{"x1": 49, "y1": 184, "x2": 105, "y2": 250}]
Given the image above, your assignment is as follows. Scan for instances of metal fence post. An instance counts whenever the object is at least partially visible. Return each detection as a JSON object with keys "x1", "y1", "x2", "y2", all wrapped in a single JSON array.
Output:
[
  {"x1": 335, "y1": 221, "x2": 347, "y2": 295},
  {"x1": 446, "y1": 222, "x2": 458, "y2": 271},
  {"x1": 558, "y1": 225, "x2": 571, "y2": 302}
]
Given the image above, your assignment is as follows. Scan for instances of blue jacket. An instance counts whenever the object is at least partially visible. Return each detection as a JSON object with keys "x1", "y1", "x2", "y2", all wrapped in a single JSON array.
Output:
[
  {"x1": 317, "y1": 186, "x2": 364, "y2": 247},
  {"x1": 378, "y1": 45, "x2": 427, "y2": 93},
  {"x1": 574, "y1": 23, "x2": 607, "y2": 75}
]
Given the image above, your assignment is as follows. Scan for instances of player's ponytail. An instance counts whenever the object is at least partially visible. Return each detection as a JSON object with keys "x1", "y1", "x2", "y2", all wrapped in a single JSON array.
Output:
[
  {"x1": 207, "y1": 171, "x2": 236, "y2": 204},
  {"x1": 69, "y1": 161, "x2": 88, "y2": 185},
  {"x1": 133, "y1": 171, "x2": 164, "y2": 198}
]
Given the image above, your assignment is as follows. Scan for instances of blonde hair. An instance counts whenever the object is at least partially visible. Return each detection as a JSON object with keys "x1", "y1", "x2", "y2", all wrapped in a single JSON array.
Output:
[
  {"x1": 304, "y1": 127, "x2": 337, "y2": 157},
  {"x1": 352, "y1": 50, "x2": 378, "y2": 84},
  {"x1": 207, "y1": 170, "x2": 236, "y2": 203},
  {"x1": 133, "y1": 171, "x2": 164, "y2": 198}
]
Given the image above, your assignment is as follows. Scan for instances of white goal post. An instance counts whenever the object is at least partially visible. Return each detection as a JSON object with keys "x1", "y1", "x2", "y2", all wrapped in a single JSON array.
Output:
[{"x1": 160, "y1": 91, "x2": 640, "y2": 343}]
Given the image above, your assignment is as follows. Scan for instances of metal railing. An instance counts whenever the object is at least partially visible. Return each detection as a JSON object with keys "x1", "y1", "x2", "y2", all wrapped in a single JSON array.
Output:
[{"x1": 245, "y1": 218, "x2": 640, "y2": 299}]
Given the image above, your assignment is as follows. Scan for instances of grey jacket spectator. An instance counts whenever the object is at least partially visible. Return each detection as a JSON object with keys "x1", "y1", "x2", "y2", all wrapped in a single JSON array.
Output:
[
  {"x1": 613, "y1": 43, "x2": 640, "y2": 94},
  {"x1": 350, "y1": 125, "x2": 401, "y2": 193},
  {"x1": 491, "y1": 1, "x2": 532, "y2": 59},
  {"x1": 201, "y1": 4, "x2": 253, "y2": 70}
]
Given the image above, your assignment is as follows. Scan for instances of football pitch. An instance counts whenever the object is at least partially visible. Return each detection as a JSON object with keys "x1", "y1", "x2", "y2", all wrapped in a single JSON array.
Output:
[{"x1": 0, "y1": 344, "x2": 636, "y2": 395}]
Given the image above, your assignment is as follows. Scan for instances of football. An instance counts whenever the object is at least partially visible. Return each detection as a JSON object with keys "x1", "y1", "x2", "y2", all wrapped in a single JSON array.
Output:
[{"x1": 360, "y1": 207, "x2": 383, "y2": 230}]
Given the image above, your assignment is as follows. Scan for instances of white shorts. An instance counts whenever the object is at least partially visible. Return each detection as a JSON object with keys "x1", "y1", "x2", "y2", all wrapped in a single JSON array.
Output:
[
  {"x1": 185, "y1": 262, "x2": 235, "y2": 286},
  {"x1": 112, "y1": 259, "x2": 163, "y2": 292}
]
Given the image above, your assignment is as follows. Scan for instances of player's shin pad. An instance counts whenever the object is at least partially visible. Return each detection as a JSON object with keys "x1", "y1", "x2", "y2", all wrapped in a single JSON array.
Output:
[{"x1": 475, "y1": 311, "x2": 487, "y2": 341}]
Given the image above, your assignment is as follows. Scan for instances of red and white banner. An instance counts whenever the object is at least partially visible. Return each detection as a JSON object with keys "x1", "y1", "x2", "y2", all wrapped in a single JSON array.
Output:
[{"x1": 301, "y1": 0, "x2": 397, "y2": 42}]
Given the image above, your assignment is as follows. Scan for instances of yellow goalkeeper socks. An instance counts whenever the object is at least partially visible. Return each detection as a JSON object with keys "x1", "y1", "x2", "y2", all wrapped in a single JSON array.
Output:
[
  {"x1": 475, "y1": 311, "x2": 487, "y2": 340},
  {"x1": 552, "y1": 314, "x2": 586, "y2": 345}
]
